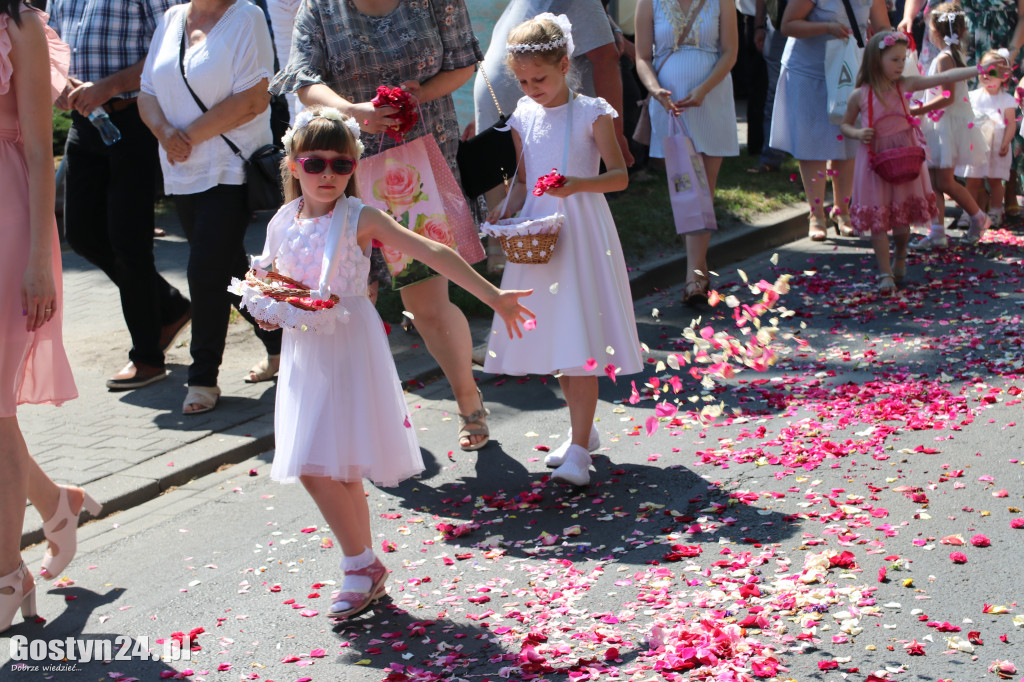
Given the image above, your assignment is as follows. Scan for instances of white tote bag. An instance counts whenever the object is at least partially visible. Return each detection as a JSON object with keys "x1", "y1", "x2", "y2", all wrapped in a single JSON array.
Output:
[{"x1": 825, "y1": 36, "x2": 863, "y2": 124}]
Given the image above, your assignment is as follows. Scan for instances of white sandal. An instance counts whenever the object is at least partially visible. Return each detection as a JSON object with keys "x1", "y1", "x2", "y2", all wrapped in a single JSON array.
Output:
[
  {"x1": 877, "y1": 273, "x2": 896, "y2": 296},
  {"x1": 182, "y1": 385, "x2": 220, "y2": 415}
]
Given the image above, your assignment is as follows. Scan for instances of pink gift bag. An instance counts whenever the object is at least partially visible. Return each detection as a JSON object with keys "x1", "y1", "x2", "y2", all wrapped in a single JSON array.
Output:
[
  {"x1": 356, "y1": 134, "x2": 484, "y2": 286},
  {"x1": 663, "y1": 115, "x2": 717, "y2": 235}
]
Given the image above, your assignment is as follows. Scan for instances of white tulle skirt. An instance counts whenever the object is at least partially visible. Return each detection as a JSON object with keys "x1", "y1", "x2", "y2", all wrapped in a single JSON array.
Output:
[
  {"x1": 483, "y1": 191, "x2": 643, "y2": 377},
  {"x1": 270, "y1": 296, "x2": 423, "y2": 486}
]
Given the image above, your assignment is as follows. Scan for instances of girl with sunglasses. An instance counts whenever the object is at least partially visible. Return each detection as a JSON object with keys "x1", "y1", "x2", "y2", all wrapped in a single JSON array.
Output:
[
  {"x1": 239, "y1": 106, "x2": 533, "y2": 620},
  {"x1": 958, "y1": 49, "x2": 1017, "y2": 228}
]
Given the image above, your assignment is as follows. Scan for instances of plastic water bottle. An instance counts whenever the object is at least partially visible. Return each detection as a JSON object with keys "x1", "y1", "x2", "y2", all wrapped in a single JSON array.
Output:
[{"x1": 88, "y1": 107, "x2": 122, "y2": 146}]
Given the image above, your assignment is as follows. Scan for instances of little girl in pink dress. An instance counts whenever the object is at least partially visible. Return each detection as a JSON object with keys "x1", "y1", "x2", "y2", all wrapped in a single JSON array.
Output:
[{"x1": 842, "y1": 30, "x2": 992, "y2": 295}]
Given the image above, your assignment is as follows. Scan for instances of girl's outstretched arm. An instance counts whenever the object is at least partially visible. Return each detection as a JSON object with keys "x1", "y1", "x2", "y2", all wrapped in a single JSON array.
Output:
[
  {"x1": 904, "y1": 63, "x2": 1008, "y2": 99},
  {"x1": 839, "y1": 89, "x2": 873, "y2": 142},
  {"x1": 545, "y1": 113, "x2": 627, "y2": 198},
  {"x1": 358, "y1": 208, "x2": 535, "y2": 338}
]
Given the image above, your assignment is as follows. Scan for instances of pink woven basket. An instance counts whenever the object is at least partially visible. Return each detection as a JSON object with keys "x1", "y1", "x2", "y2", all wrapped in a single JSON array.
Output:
[
  {"x1": 866, "y1": 83, "x2": 926, "y2": 186},
  {"x1": 869, "y1": 146, "x2": 926, "y2": 185}
]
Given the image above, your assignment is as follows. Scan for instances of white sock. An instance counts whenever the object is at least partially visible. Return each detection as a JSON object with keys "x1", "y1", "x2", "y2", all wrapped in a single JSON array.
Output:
[
  {"x1": 929, "y1": 223, "x2": 945, "y2": 239},
  {"x1": 339, "y1": 547, "x2": 376, "y2": 595}
]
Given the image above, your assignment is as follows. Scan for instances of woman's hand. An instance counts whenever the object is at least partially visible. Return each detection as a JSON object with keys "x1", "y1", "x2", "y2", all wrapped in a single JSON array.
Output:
[
  {"x1": 492, "y1": 289, "x2": 535, "y2": 339},
  {"x1": 826, "y1": 21, "x2": 852, "y2": 39},
  {"x1": 399, "y1": 80, "x2": 421, "y2": 105},
  {"x1": 349, "y1": 100, "x2": 400, "y2": 135},
  {"x1": 676, "y1": 86, "x2": 709, "y2": 109},
  {"x1": 22, "y1": 259, "x2": 56, "y2": 332},
  {"x1": 896, "y1": 16, "x2": 913, "y2": 34},
  {"x1": 651, "y1": 87, "x2": 680, "y2": 115},
  {"x1": 158, "y1": 124, "x2": 192, "y2": 164}
]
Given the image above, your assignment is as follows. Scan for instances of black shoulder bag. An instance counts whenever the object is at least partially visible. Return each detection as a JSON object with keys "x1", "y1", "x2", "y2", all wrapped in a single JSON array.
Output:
[
  {"x1": 178, "y1": 21, "x2": 284, "y2": 211},
  {"x1": 456, "y1": 65, "x2": 517, "y2": 199},
  {"x1": 839, "y1": 0, "x2": 866, "y2": 48}
]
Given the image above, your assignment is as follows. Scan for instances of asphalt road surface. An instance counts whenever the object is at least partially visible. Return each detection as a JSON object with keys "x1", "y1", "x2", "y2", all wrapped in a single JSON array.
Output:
[{"x1": 5, "y1": 229, "x2": 1024, "y2": 682}]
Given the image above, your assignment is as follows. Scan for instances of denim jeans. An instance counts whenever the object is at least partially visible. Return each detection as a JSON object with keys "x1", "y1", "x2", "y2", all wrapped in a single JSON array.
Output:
[
  {"x1": 64, "y1": 106, "x2": 190, "y2": 369},
  {"x1": 761, "y1": 24, "x2": 788, "y2": 169},
  {"x1": 173, "y1": 184, "x2": 282, "y2": 387}
]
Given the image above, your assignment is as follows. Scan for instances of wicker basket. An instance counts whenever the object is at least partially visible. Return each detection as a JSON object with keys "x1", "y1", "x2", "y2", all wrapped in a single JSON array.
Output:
[
  {"x1": 482, "y1": 214, "x2": 565, "y2": 265},
  {"x1": 243, "y1": 270, "x2": 340, "y2": 310},
  {"x1": 869, "y1": 146, "x2": 926, "y2": 186}
]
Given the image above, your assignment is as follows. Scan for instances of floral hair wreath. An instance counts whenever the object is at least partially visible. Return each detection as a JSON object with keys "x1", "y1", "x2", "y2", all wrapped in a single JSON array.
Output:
[
  {"x1": 507, "y1": 12, "x2": 576, "y2": 59},
  {"x1": 880, "y1": 32, "x2": 908, "y2": 49},
  {"x1": 281, "y1": 107, "x2": 365, "y2": 158}
]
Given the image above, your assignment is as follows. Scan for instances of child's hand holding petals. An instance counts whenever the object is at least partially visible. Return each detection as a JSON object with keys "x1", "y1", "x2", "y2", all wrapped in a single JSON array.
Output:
[{"x1": 543, "y1": 176, "x2": 577, "y2": 198}]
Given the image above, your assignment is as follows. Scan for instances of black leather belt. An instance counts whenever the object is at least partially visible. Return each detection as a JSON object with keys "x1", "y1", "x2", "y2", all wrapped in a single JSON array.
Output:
[{"x1": 103, "y1": 97, "x2": 137, "y2": 114}]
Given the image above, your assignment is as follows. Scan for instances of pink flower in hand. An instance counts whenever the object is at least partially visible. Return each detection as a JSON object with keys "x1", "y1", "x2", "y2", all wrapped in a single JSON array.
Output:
[{"x1": 533, "y1": 169, "x2": 566, "y2": 196}]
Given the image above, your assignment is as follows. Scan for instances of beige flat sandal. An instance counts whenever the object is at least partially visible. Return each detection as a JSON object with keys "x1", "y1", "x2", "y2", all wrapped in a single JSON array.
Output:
[
  {"x1": 182, "y1": 385, "x2": 220, "y2": 415},
  {"x1": 244, "y1": 354, "x2": 280, "y2": 383}
]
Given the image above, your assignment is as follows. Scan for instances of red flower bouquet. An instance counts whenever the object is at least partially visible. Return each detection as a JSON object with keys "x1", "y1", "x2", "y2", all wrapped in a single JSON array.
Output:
[
  {"x1": 533, "y1": 169, "x2": 566, "y2": 196},
  {"x1": 371, "y1": 85, "x2": 419, "y2": 142}
]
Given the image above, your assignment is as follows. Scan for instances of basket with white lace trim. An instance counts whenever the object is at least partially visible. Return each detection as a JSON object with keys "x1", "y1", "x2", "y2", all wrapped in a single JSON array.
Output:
[
  {"x1": 481, "y1": 213, "x2": 565, "y2": 264},
  {"x1": 228, "y1": 270, "x2": 349, "y2": 334}
]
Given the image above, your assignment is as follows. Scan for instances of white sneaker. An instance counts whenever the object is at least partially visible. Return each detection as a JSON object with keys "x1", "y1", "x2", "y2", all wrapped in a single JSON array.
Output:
[
  {"x1": 965, "y1": 215, "x2": 991, "y2": 244},
  {"x1": 550, "y1": 445, "x2": 591, "y2": 486},
  {"x1": 911, "y1": 233, "x2": 948, "y2": 250},
  {"x1": 954, "y1": 212, "x2": 969, "y2": 228},
  {"x1": 544, "y1": 425, "x2": 601, "y2": 467},
  {"x1": 987, "y1": 210, "x2": 1003, "y2": 228}
]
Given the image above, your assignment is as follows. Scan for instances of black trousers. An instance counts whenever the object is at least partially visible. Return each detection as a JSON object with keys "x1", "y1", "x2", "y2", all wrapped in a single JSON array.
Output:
[
  {"x1": 173, "y1": 184, "x2": 281, "y2": 387},
  {"x1": 64, "y1": 106, "x2": 190, "y2": 369}
]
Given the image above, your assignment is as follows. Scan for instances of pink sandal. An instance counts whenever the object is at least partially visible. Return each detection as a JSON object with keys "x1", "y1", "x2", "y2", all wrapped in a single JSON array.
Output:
[{"x1": 327, "y1": 557, "x2": 388, "y2": 619}]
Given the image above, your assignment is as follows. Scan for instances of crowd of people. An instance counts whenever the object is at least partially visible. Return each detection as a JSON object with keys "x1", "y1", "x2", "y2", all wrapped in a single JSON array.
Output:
[{"x1": 2, "y1": 0, "x2": 1023, "y2": 630}]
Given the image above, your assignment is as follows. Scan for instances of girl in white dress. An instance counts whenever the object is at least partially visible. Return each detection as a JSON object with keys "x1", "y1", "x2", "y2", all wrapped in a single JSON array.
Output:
[
  {"x1": 240, "y1": 107, "x2": 532, "y2": 620},
  {"x1": 958, "y1": 49, "x2": 1017, "y2": 227},
  {"x1": 913, "y1": 4, "x2": 990, "y2": 249},
  {"x1": 484, "y1": 14, "x2": 643, "y2": 487}
]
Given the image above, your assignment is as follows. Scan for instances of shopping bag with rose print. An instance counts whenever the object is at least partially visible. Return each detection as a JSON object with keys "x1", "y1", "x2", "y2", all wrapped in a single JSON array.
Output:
[
  {"x1": 663, "y1": 114, "x2": 717, "y2": 234},
  {"x1": 355, "y1": 134, "x2": 484, "y2": 287}
]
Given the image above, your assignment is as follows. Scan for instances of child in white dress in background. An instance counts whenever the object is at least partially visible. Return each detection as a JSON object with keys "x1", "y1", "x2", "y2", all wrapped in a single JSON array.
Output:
[
  {"x1": 958, "y1": 49, "x2": 1018, "y2": 228},
  {"x1": 239, "y1": 107, "x2": 533, "y2": 620},
  {"x1": 484, "y1": 14, "x2": 643, "y2": 487},
  {"x1": 913, "y1": 4, "x2": 990, "y2": 249}
]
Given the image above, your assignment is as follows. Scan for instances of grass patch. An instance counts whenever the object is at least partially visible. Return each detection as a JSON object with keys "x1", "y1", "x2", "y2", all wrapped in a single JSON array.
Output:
[
  {"x1": 53, "y1": 107, "x2": 71, "y2": 156},
  {"x1": 375, "y1": 264, "x2": 499, "y2": 325},
  {"x1": 609, "y1": 154, "x2": 804, "y2": 260}
]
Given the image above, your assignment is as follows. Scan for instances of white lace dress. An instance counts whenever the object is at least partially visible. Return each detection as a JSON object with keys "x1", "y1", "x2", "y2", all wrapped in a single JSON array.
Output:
[
  {"x1": 259, "y1": 197, "x2": 423, "y2": 486},
  {"x1": 483, "y1": 95, "x2": 643, "y2": 378}
]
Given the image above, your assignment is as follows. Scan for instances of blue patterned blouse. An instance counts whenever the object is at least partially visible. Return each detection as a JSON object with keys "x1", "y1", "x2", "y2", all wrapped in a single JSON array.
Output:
[{"x1": 271, "y1": 0, "x2": 482, "y2": 175}]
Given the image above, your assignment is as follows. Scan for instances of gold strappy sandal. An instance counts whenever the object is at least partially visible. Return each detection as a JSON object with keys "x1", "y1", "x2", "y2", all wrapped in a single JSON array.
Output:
[{"x1": 458, "y1": 388, "x2": 490, "y2": 452}]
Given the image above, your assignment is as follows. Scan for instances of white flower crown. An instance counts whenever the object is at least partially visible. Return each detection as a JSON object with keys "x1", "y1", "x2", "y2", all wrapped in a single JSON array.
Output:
[
  {"x1": 507, "y1": 13, "x2": 576, "y2": 58},
  {"x1": 281, "y1": 107, "x2": 365, "y2": 158}
]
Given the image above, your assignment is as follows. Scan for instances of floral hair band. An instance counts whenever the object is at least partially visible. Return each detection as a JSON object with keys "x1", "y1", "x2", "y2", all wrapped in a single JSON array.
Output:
[
  {"x1": 937, "y1": 10, "x2": 965, "y2": 46},
  {"x1": 282, "y1": 107, "x2": 365, "y2": 157},
  {"x1": 880, "y1": 32, "x2": 907, "y2": 49}
]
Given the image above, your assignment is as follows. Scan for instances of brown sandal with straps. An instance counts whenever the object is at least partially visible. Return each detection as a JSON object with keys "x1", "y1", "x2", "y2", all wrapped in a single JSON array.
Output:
[{"x1": 458, "y1": 388, "x2": 490, "y2": 452}]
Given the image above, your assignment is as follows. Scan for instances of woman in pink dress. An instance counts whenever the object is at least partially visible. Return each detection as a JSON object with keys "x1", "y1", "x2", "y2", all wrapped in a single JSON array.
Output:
[{"x1": 0, "y1": 0, "x2": 101, "y2": 633}]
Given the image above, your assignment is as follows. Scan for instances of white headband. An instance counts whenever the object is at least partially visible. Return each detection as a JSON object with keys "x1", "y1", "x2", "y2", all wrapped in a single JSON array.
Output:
[
  {"x1": 282, "y1": 107, "x2": 365, "y2": 158},
  {"x1": 507, "y1": 12, "x2": 575, "y2": 59}
]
